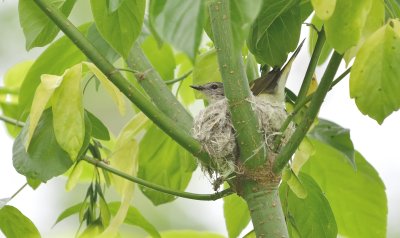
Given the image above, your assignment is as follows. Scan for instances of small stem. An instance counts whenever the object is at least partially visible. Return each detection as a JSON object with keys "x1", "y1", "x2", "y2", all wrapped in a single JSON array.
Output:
[
  {"x1": 0, "y1": 115, "x2": 25, "y2": 127},
  {"x1": 165, "y1": 70, "x2": 192, "y2": 85},
  {"x1": 83, "y1": 156, "x2": 233, "y2": 201},
  {"x1": 274, "y1": 67, "x2": 351, "y2": 148},
  {"x1": 273, "y1": 52, "x2": 343, "y2": 173},
  {"x1": 10, "y1": 183, "x2": 28, "y2": 200},
  {"x1": 296, "y1": 28, "x2": 326, "y2": 104},
  {"x1": 33, "y1": 0, "x2": 211, "y2": 165}
]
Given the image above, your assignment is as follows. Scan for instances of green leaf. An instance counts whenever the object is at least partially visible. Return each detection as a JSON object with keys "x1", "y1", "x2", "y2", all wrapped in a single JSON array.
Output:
[
  {"x1": 280, "y1": 173, "x2": 337, "y2": 238},
  {"x1": 192, "y1": 50, "x2": 222, "y2": 99},
  {"x1": 158, "y1": 231, "x2": 225, "y2": 238},
  {"x1": 90, "y1": 0, "x2": 145, "y2": 58},
  {"x1": 13, "y1": 109, "x2": 73, "y2": 182},
  {"x1": 2, "y1": 60, "x2": 34, "y2": 103},
  {"x1": 282, "y1": 167, "x2": 308, "y2": 199},
  {"x1": 86, "y1": 23, "x2": 120, "y2": 63},
  {"x1": 27, "y1": 177, "x2": 41, "y2": 190},
  {"x1": 292, "y1": 137, "x2": 315, "y2": 175},
  {"x1": 84, "y1": 62, "x2": 126, "y2": 115},
  {"x1": 54, "y1": 202, "x2": 86, "y2": 226},
  {"x1": 27, "y1": 73, "x2": 63, "y2": 148},
  {"x1": 247, "y1": 0, "x2": 301, "y2": 66},
  {"x1": 0, "y1": 205, "x2": 41, "y2": 238},
  {"x1": 108, "y1": 202, "x2": 161, "y2": 238},
  {"x1": 325, "y1": 0, "x2": 373, "y2": 53},
  {"x1": 86, "y1": 110, "x2": 110, "y2": 140},
  {"x1": 311, "y1": 0, "x2": 336, "y2": 20},
  {"x1": 1, "y1": 62, "x2": 29, "y2": 135},
  {"x1": 302, "y1": 139, "x2": 387, "y2": 238},
  {"x1": 223, "y1": 192, "x2": 251, "y2": 238},
  {"x1": 229, "y1": 0, "x2": 263, "y2": 49},
  {"x1": 141, "y1": 36, "x2": 176, "y2": 81},
  {"x1": 0, "y1": 103, "x2": 22, "y2": 138},
  {"x1": 149, "y1": 0, "x2": 205, "y2": 60},
  {"x1": 350, "y1": 20, "x2": 400, "y2": 124},
  {"x1": 343, "y1": 0, "x2": 385, "y2": 64},
  {"x1": 176, "y1": 53, "x2": 195, "y2": 105},
  {"x1": 52, "y1": 64, "x2": 85, "y2": 160},
  {"x1": 245, "y1": 52, "x2": 259, "y2": 82},
  {"x1": 138, "y1": 124, "x2": 197, "y2": 205},
  {"x1": 107, "y1": 0, "x2": 125, "y2": 13},
  {"x1": 19, "y1": 24, "x2": 89, "y2": 117},
  {"x1": 18, "y1": 0, "x2": 76, "y2": 50},
  {"x1": 309, "y1": 119, "x2": 356, "y2": 169}
]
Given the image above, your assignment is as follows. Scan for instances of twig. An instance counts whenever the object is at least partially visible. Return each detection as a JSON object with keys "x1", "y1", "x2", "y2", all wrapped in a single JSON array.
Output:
[
  {"x1": 83, "y1": 156, "x2": 233, "y2": 201},
  {"x1": 0, "y1": 115, "x2": 25, "y2": 127},
  {"x1": 273, "y1": 52, "x2": 343, "y2": 173},
  {"x1": 165, "y1": 70, "x2": 192, "y2": 85}
]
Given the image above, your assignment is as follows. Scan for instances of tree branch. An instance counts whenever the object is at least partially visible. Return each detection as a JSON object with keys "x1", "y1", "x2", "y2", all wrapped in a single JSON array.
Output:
[
  {"x1": 83, "y1": 156, "x2": 233, "y2": 201},
  {"x1": 274, "y1": 66, "x2": 351, "y2": 148},
  {"x1": 208, "y1": 0, "x2": 266, "y2": 168},
  {"x1": 126, "y1": 43, "x2": 193, "y2": 131},
  {"x1": 273, "y1": 52, "x2": 343, "y2": 173},
  {"x1": 33, "y1": 0, "x2": 211, "y2": 164},
  {"x1": 296, "y1": 28, "x2": 326, "y2": 104},
  {"x1": 0, "y1": 115, "x2": 24, "y2": 127}
]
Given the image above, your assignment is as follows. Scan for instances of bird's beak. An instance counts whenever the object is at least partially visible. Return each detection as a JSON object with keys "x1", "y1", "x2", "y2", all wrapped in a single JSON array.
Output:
[{"x1": 190, "y1": 85, "x2": 204, "y2": 91}]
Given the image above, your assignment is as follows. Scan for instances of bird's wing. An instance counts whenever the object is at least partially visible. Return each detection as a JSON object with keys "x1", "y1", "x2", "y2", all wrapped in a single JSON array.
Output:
[{"x1": 250, "y1": 39, "x2": 305, "y2": 96}]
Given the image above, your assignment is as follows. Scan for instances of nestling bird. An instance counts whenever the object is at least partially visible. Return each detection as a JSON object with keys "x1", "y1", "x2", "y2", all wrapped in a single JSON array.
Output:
[{"x1": 190, "y1": 41, "x2": 303, "y2": 177}]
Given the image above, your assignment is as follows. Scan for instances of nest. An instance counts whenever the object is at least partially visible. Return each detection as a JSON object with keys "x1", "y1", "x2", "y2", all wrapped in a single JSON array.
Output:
[
  {"x1": 192, "y1": 99, "x2": 237, "y2": 177},
  {"x1": 192, "y1": 95, "x2": 294, "y2": 181}
]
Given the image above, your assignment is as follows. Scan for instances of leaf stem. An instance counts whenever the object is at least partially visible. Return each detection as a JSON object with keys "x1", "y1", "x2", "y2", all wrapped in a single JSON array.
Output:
[
  {"x1": 0, "y1": 115, "x2": 25, "y2": 127},
  {"x1": 165, "y1": 70, "x2": 192, "y2": 85},
  {"x1": 10, "y1": 183, "x2": 28, "y2": 200},
  {"x1": 296, "y1": 28, "x2": 326, "y2": 104},
  {"x1": 83, "y1": 156, "x2": 233, "y2": 201},
  {"x1": 273, "y1": 52, "x2": 343, "y2": 173},
  {"x1": 33, "y1": 0, "x2": 210, "y2": 164},
  {"x1": 274, "y1": 66, "x2": 351, "y2": 148},
  {"x1": 208, "y1": 0, "x2": 266, "y2": 168}
]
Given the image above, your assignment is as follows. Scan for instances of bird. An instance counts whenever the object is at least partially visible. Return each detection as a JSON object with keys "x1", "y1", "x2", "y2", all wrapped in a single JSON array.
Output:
[{"x1": 190, "y1": 41, "x2": 303, "y2": 178}]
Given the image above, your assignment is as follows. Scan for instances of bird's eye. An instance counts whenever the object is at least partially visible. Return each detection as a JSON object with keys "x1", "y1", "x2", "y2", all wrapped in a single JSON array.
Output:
[{"x1": 211, "y1": 84, "x2": 218, "y2": 89}]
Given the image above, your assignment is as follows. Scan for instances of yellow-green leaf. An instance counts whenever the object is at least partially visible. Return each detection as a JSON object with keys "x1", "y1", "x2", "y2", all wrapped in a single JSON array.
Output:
[
  {"x1": 2, "y1": 60, "x2": 34, "y2": 103},
  {"x1": 84, "y1": 62, "x2": 126, "y2": 115},
  {"x1": 66, "y1": 161, "x2": 85, "y2": 191},
  {"x1": 343, "y1": 0, "x2": 385, "y2": 64},
  {"x1": 292, "y1": 137, "x2": 315, "y2": 175},
  {"x1": 325, "y1": 0, "x2": 373, "y2": 53},
  {"x1": 52, "y1": 64, "x2": 84, "y2": 159},
  {"x1": 99, "y1": 113, "x2": 147, "y2": 237},
  {"x1": 27, "y1": 74, "x2": 63, "y2": 148},
  {"x1": 223, "y1": 191, "x2": 251, "y2": 238},
  {"x1": 284, "y1": 167, "x2": 308, "y2": 199},
  {"x1": 350, "y1": 20, "x2": 400, "y2": 124},
  {"x1": 311, "y1": 0, "x2": 336, "y2": 20}
]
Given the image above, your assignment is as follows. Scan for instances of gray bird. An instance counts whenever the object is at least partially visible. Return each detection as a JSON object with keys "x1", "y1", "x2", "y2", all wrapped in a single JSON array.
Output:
[
  {"x1": 190, "y1": 42, "x2": 302, "y2": 178},
  {"x1": 190, "y1": 39, "x2": 304, "y2": 105}
]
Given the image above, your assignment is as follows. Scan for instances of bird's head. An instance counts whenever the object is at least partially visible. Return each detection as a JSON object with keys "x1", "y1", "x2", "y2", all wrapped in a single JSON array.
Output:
[{"x1": 190, "y1": 82, "x2": 225, "y2": 103}]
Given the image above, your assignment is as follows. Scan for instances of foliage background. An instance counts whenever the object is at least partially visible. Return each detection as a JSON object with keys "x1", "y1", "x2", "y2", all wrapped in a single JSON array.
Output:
[{"x1": 0, "y1": 1, "x2": 399, "y2": 237}]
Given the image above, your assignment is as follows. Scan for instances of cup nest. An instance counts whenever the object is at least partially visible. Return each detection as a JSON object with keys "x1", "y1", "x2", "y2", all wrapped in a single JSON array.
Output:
[{"x1": 192, "y1": 95, "x2": 294, "y2": 180}]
